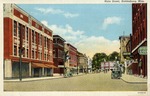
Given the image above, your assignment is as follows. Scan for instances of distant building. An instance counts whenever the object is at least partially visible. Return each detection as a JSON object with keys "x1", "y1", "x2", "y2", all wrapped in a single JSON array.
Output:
[
  {"x1": 53, "y1": 35, "x2": 66, "y2": 75},
  {"x1": 87, "y1": 57, "x2": 92, "y2": 73},
  {"x1": 101, "y1": 61, "x2": 115, "y2": 71},
  {"x1": 4, "y1": 4, "x2": 55, "y2": 79},
  {"x1": 77, "y1": 52, "x2": 88, "y2": 73},
  {"x1": 119, "y1": 36, "x2": 130, "y2": 63}
]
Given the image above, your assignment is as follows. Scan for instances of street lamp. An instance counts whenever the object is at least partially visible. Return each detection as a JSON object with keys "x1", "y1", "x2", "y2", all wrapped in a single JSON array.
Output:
[{"x1": 19, "y1": 25, "x2": 25, "y2": 81}]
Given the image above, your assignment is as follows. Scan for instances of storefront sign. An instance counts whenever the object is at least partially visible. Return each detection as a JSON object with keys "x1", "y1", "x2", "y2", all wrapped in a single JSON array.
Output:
[{"x1": 138, "y1": 46, "x2": 147, "y2": 55}]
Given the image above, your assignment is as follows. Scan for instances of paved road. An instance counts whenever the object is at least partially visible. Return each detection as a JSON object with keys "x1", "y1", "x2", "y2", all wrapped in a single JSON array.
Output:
[{"x1": 4, "y1": 71, "x2": 147, "y2": 91}]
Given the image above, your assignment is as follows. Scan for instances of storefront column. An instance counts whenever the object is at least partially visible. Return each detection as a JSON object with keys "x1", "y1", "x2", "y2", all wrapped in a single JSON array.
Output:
[
  {"x1": 42, "y1": 67, "x2": 44, "y2": 76},
  {"x1": 4, "y1": 59, "x2": 12, "y2": 79},
  {"x1": 29, "y1": 62, "x2": 31, "y2": 77}
]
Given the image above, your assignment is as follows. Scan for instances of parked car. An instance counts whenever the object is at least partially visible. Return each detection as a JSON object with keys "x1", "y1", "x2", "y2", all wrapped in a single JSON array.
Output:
[{"x1": 111, "y1": 69, "x2": 121, "y2": 79}]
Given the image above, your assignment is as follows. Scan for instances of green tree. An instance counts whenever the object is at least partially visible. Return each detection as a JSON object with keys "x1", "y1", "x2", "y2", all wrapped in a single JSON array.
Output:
[
  {"x1": 108, "y1": 51, "x2": 120, "y2": 61},
  {"x1": 92, "y1": 53, "x2": 107, "y2": 70}
]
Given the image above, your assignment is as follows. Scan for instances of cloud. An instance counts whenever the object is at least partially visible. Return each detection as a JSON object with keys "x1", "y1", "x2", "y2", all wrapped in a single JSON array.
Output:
[
  {"x1": 35, "y1": 7, "x2": 79, "y2": 18},
  {"x1": 41, "y1": 20, "x2": 85, "y2": 43},
  {"x1": 41, "y1": 20, "x2": 120, "y2": 58},
  {"x1": 74, "y1": 36, "x2": 120, "y2": 58},
  {"x1": 102, "y1": 16, "x2": 122, "y2": 29},
  {"x1": 64, "y1": 12, "x2": 79, "y2": 18}
]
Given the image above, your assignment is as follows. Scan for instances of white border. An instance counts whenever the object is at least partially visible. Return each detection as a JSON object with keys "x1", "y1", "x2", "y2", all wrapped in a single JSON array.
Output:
[{"x1": 1, "y1": 0, "x2": 150, "y2": 96}]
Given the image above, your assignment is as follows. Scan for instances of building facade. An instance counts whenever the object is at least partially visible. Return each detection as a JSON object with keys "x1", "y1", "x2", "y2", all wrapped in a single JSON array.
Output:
[
  {"x1": 129, "y1": 3, "x2": 147, "y2": 77},
  {"x1": 53, "y1": 35, "x2": 66, "y2": 75},
  {"x1": 101, "y1": 61, "x2": 115, "y2": 72},
  {"x1": 4, "y1": 4, "x2": 55, "y2": 79},
  {"x1": 77, "y1": 52, "x2": 88, "y2": 73},
  {"x1": 66, "y1": 43, "x2": 77, "y2": 74},
  {"x1": 87, "y1": 56, "x2": 92, "y2": 73},
  {"x1": 119, "y1": 36, "x2": 130, "y2": 63}
]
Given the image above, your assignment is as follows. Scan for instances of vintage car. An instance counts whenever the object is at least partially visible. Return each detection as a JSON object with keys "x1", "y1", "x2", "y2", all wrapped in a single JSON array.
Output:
[{"x1": 111, "y1": 69, "x2": 121, "y2": 79}]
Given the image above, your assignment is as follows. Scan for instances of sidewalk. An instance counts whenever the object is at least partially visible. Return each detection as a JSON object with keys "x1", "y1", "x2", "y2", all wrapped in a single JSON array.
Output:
[
  {"x1": 121, "y1": 74, "x2": 147, "y2": 84},
  {"x1": 4, "y1": 73, "x2": 85, "y2": 82}
]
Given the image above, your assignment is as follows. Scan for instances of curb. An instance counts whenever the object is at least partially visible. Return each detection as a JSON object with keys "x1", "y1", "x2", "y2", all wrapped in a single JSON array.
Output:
[
  {"x1": 4, "y1": 76, "x2": 64, "y2": 82},
  {"x1": 4, "y1": 73, "x2": 86, "y2": 82},
  {"x1": 121, "y1": 78, "x2": 147, "y2": 84}
]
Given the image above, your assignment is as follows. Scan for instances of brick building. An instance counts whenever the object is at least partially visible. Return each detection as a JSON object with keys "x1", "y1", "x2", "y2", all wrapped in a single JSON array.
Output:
[
  {"x1": 3, "y1": 4, "x2": 55, "y2": 79},
  {"x1": 66, "y1": 43, "x2": 77, "y2": 73},
  {"x1": 53, "y1": 35, "x2": 66, "y2": 74},
  {"x1": 129, "y1": 3, "x2": 147, "y2": 77}
]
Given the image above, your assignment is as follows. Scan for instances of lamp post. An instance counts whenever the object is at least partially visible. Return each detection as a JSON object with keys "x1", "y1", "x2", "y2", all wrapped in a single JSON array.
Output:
[{"x1": 19, "y1": 25, "x2": 23, "y2": 81}]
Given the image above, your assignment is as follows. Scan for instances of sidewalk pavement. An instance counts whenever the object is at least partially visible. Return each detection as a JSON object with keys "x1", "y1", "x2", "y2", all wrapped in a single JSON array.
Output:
[
  {"x1": 4, "y1": 73, "x2": 85, "y2": 82},
  {"x1": 121, "y1": 74, "x2": 147, "y2": 84}
]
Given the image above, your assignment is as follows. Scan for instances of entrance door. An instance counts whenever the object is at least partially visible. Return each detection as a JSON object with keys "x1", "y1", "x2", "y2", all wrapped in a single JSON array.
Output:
[{"x1": 34, "y1": 68, "x2": 40, "y2": 77}]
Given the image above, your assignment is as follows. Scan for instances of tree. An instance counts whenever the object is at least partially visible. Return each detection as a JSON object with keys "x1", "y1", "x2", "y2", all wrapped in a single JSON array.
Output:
[
  {"x1": 108, "y1": 51, "x2": 120, "y2": 61},
  {"x1": 92, "y1": 53, "x2": 107, "y2": 70}
]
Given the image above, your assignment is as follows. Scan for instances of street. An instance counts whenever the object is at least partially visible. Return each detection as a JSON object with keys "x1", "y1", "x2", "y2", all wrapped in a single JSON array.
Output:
[{"x1": 4, "y1": 71, "x2": 147, "y2": 91}]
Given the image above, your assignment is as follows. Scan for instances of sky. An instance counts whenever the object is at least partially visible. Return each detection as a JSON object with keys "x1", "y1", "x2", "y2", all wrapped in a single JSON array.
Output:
[{"x1": 17, "y1": 4, "x2": 132, "y2": 58}]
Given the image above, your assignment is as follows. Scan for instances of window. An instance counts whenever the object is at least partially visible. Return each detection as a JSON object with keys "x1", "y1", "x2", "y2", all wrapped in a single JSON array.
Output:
[
  {"x1": 47, "y1": 39, "x2": 49, "y2": 49},
  {"x1": 14, "y1": 45, "x2": 17, "y2": 56},
  {"x1": 44, "y1": 54, "x2": 46, "y2": 60},
  {"x1": 38, "y1": 52, "x2": 40, "y2": 59},
  {"x1": 26, "y1": 27, "x2": 28, "y2": 41},
  {"x1": 34, "y1": 32, "x2": 36, "y2": 44},
  {"x1": 47, "y1": 54, "x2": 49, "y2": 61},
  {"x1": 23, "y1": 48, "x2": 25, "y2": 57},
  {"x1": 41, "y1": 53, "x2": 42, "y2": 60},
  {"x1": 22, "y1": 25, "x2": 25, "y2": 39},
  {"x1": 26, "y1": 49, "x2": 28, "y2": 58},
  {"x1": 32, "y1": 30, "x2": 34, "y2": 43},
  {"x1": 18, "y1": 23, "x2": 21, "y2": 38},
  {"x1": 38, "y1": 34, "x2": 40, "y2": 45},
  {"x1": 58, "y1": 49, "x2": 63, "y2": 58},
  {"x1": 32, "y1": 50, "x2": 34, "y2": 59},
  {"x1": 44, "y1": 37, "x2": 46, "y2": 47},
  {"x1": 14, "y1": 21, "x2": 17, "y2": 36},
  {"x1": 40, "y1": 35, "x2": 42, "y2": 45}
]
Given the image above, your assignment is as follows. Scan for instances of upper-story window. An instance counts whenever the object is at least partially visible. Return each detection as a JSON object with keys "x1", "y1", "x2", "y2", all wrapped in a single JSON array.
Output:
[
  {"x1": 26, "y1": 27, "x2": 28, "y2": 41},
  {"x1": 13, "y1": 45, "x2": 17, "y2": 56},
  {"x1": 18, "y1": 23, "x2": 21, "y2": 38},
  {"x1": 26, "y1": 49, "x2": 28, "y2": 58},
  {"x1": 47, "y1": 39, "x2": 49, "y2": 49},
  {"x1": 22, "y1": 25, "x2": 25, "y2": 40},
  {"x1": 40, "y1": 35, "x2": 42, "y2": 45},
  {"x1": 34, "y1": 32, "x2": 36, "y2": 44},
  {"x1": 44, "y1": 37, "x2": 47, "y2": 47},
  {"x1": 32, "y1": 50, "x2": 34, "y2": 59},
  {"x1": 14, "y1": 21, "x2": 17, "y2": 36},
  {"x1": 32, "y1": 30, "x2": 34, "y2": 43}
]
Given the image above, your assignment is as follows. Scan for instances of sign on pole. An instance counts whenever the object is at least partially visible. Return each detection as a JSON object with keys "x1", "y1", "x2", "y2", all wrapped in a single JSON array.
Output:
[{"x1": 138, "y1": 46, "x2": 147, "y2": 55}]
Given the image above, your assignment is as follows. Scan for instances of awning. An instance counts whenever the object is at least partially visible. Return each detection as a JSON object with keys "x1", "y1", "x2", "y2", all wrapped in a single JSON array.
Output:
[
  {"x1": 32, "y1": 63, "x2": 57, "y2": 68},
  {"x1": 44, "y1": 64, "x2": 57, "y2": 68}
]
